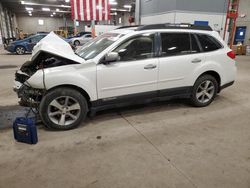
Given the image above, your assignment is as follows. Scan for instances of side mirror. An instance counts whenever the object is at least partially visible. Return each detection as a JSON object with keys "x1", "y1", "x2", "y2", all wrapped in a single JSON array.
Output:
[{"x1": 103, "y1": 52, "x2": 119, "y2": 64}]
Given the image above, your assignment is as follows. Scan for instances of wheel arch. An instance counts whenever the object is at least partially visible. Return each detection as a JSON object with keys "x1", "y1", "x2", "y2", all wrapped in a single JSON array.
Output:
[
  {"x1": 74, "y1": 40, "x2": 80, "y2": 44},
  {"x1": 46, "y1": 84, "x2": 91, "y2": 106},
  {"x1": 15, "y1": 45, "x2": 26, "y2": 51},
  {"x1": 196, "y1": 70, "x2": 221, "y2": 92}
]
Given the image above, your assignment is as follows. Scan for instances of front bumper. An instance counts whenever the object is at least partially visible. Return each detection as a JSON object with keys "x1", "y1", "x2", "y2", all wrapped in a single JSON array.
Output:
[
  {"x1": 5, "y1": 45, "x2": 15, "y2": 52},
  {"x1": 13, "y1": 82, "x2": 42, "y2": 107},
  {"x1": 14, "y1": 71, "x2": 44, "y2": 107}
]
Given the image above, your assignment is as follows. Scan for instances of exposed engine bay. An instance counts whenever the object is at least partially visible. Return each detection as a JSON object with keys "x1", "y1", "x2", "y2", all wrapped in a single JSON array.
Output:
[{"x1": 14, "y1": 51, "x2": 80, "y2": 107}]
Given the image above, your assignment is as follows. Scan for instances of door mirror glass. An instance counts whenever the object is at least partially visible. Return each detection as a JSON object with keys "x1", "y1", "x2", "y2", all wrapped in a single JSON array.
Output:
[{"x1": 104, "y1": 52, "x2": 119, "y2": 64}]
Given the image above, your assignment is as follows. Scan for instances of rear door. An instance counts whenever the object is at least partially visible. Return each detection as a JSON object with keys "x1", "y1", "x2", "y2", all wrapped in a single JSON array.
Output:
[{"x1": 158, "y1": 32, "x2": 205, "y2": 94}]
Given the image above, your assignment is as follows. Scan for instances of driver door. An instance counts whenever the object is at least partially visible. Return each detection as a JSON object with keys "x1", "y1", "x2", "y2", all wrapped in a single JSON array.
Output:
[{"x1": 97, "y1": 33, "x2": 158, "y2": 100}]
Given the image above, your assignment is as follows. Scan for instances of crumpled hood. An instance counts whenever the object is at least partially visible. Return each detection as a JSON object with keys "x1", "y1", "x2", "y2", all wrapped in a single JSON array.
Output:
[{"x1": 32, "y1": 32, "x2": 85, "y2": 63}]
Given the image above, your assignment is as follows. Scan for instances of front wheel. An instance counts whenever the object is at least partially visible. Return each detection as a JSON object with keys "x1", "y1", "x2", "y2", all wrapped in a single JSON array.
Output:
[
  {"x1": 39, "y1": 87, "x2": 88, "y2": 130},
  {"x1": 74, "y1": 40, "x2": 80, "y2": 46},
  {"x1": 15, "y1": 46, "x2": 25, "y2": 55},
  {"x1": 190, "y1": 75, "x2": 218, "y2": 107}
]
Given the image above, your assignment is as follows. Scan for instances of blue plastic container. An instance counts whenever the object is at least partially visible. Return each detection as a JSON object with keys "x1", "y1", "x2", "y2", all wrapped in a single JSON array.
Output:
[{"x1": 13, "y1": 117, "x2": 38, "y2": 144}]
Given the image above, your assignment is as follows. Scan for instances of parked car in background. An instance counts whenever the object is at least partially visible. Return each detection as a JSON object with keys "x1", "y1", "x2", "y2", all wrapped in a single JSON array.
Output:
[
  {"x1": 5, "y1": 33, "x2": 47, "y2": 55},
  {"x1": 67, "y1": 31, "x2": 91, "y2": 39},
  {"x1": 68, "y1": 33, "x2": 93, "y2": 46}
]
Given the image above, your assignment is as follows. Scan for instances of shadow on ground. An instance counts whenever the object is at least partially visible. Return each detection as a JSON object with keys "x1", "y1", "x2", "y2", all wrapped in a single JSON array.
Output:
[{"x1": 0, "y1": 98, "x2": 192, "y2": 130}]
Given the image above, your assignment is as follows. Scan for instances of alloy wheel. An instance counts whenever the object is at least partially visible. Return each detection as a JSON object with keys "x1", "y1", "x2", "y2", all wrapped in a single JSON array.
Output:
[
  {"x1": 16, "y1": 47, "x2": 25, "y2": 55},
  {"x1": 74, "y1": 40, "x2": 80, "y2": 46},
  {"x1": 48, "y1": 96, "x2": 81, "y2": 126},
  {"x1": 195, "y1": 80, "x2": 215, "y2": 104}
]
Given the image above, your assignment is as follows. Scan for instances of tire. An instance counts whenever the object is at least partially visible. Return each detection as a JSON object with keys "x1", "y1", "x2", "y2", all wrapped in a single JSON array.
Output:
[
  {"x1": 15, "y1": 46, "x2": 25, "y2": 55},
  {"x1": 190, "y1": 75, "x2": 218, "y2": 107},
  {"x1": 74, "y1": 40, "x2": 80, "y2": 46},
  {"x1": 39, "y1": 87, "x2": 88, "y2": 130}
]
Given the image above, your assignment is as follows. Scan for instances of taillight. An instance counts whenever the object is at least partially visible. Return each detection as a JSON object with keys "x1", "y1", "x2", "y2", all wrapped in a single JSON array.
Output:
[{"x1": 227, "y1": 50, "x2": 236, "y2": 59}]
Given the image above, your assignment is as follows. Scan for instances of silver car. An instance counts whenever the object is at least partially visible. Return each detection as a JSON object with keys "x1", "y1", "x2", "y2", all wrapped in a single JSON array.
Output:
[{"x1": 70, "y1": 33, "x2": 93, "y2": 46}]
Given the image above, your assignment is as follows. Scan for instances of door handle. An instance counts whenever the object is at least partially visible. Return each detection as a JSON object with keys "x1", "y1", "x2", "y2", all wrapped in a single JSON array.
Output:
[
  {"x1": 144, "y1": 64, "x2": 157, "y2": 69},
  {"x1": 191, "y1": 58, "x2": 202, "y2": 63}
]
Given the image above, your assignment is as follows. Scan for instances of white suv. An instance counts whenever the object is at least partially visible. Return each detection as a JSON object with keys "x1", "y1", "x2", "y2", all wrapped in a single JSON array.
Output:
[{"x1": 14, "y1": 24, "x2": 237, "y2": 130}]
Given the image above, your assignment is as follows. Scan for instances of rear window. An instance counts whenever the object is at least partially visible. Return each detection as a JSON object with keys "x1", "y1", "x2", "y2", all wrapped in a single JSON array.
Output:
[{"x1": 196, "y1": 34, "x2": 222, "y2": 52}]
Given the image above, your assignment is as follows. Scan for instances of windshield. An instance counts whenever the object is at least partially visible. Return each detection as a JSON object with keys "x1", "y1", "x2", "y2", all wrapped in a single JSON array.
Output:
[{"x1": 75, "y1": 33, "x2": 123, "y2": 60}]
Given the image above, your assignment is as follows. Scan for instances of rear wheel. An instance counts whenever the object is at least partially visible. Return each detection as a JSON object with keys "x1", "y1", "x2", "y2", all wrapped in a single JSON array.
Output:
[
  {"x1": 39, "y1": 87, "x2": 88, "y2": 130},
  {"x1": 74, "y1": 40, "x2": 80, "y2": 46},
  {"x1": 15, "y1": 46, "x2": 25, "y2": 55},
  {"x1": 190, "y1": 75, "x2": 218, "y2": 107}
]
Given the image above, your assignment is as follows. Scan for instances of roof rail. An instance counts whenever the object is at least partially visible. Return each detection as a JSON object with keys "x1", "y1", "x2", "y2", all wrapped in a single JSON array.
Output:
[
  {"x1": 115, "y1": 25, "x2": 142, "y2": 30},
  {"x1": 136, "y1": 23, "x2": 212, "y2": 31}
]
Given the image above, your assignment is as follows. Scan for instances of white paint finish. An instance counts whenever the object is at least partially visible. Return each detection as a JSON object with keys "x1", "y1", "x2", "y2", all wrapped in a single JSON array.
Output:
[
  {"x1": 27, "y1": 62, "x2": 98, "y2": 101},
  {"x1": 24, "y1": 28, "x2": 236, "y2": 102},
  {"x1": 97, "y1": 58, "x2": 158, "y2": 99},
  {"x1": 158, "y1": 53, "x2": 206, "y2": 90},
  {"x1": 32, "y1": 32, "x2": 85, "y2": 63}
]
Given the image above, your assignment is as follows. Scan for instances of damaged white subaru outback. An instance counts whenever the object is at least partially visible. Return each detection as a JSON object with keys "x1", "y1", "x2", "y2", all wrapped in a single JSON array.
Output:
[{"x1": 14, "y1": 24, "x2": 237, "y2": 130}]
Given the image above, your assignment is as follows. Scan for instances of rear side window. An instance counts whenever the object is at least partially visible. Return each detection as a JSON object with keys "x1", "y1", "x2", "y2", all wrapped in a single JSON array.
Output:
[
  {"x1": 160, "y1": 33, "x2": 190, "y2": 56},
  {"x1": 196, "y1": 34, "x2": 222, "y2": 52}
]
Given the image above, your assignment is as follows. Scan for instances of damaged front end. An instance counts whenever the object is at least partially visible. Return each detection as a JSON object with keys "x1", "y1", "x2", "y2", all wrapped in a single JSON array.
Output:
[{"x1": 14, "y1": 51, "x2": 80, "y2": 107}]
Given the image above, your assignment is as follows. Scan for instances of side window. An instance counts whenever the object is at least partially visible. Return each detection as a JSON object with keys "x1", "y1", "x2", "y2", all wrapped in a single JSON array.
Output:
[
  {"x1": 113, "y1": 34, "x2": 155, "y2": 61},
  {"x1": 190, "y1": 34, "x2": 200, "y2": 53},
  {"x1": 85, "y1": 34, "x2": 92, "y2": 38},
  {"x1": 30, "y1": 35, "x2": 44, "y2": 43},
  {"x1": 160, "y1": 33, "x2": 190, "y2": 56},
  {"x1": 196, "y1": 34, "x2": 222, "y2": 52}
]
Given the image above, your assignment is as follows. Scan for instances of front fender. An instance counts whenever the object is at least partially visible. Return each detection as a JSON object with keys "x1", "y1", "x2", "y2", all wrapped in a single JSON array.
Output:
[{"x1": 26, "y1": 64, "x2": 97, "y2": 101}]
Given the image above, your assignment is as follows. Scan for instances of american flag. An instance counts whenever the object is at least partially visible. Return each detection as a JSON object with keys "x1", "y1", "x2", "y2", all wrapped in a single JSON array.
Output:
[{"x1": 70, "y1": 0, "x2": 111, "y2": 21}]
